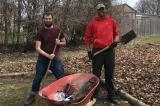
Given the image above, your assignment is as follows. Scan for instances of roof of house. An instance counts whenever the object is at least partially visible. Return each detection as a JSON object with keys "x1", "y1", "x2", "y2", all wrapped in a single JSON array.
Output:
[{"x1": 112, "y1": 3, "x2": 137, "y2": 13}]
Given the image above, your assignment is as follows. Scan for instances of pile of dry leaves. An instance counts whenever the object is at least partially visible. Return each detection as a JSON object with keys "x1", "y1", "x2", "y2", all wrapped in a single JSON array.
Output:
[
  {"x1": 115, "y1": 44, "x2": 160, "y2": 106},
  {"x1": 0, "y1": 44, "x2": 159, "y2": 105}
]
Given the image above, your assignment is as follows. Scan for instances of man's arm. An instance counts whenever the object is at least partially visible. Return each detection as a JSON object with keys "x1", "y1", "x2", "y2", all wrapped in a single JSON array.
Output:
[
  {"x1": 35, "y1": 41, "x2": 55, "y2": 60},
  {"x1": 85, "y1": 22, "x2": 93, "y2": 51},
  {"x1": 85, "y1": 22, "x2": 93, "y2": 60},
  {"x1": 113, "y1": 19, "x2": 120, "y2": 42}
]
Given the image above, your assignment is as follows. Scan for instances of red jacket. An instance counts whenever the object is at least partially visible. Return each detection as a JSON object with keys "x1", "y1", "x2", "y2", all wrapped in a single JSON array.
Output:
[{"x1": 85, "y1": 16, "x2": 120, "y2": 48}]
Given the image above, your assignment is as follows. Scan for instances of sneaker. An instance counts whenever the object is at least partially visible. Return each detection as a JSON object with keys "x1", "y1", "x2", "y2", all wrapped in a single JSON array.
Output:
[{"x1": 25, "y1": 94, "x2": 36, "y2": 105}]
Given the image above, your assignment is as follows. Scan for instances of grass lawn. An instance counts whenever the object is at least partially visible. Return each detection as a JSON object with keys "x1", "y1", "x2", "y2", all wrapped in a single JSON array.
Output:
[
  {"x1": 140, "y1": 35, "x2": 160, "y2": 44},
  {"x1": 0, "y1": 77, "x2": 48, "y2": 106},
  {"x1": 0, "y1": 76, "x2": 130, "y2": 106},
  {"x1": 0, "y1": 76, "x2": 105, "y2": 106}
]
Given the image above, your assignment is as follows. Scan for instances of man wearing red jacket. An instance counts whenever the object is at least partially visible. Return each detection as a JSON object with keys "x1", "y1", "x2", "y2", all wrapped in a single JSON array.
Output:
[{"x1": 85, "y1": 3, "x2": 120, "y2": 103}]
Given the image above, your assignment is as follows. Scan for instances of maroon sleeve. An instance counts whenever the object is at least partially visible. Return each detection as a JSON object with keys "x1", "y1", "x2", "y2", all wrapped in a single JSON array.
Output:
[
  {"x1": 57, "y1": 28, "x2": 64, "y2": 39},
  {"x1": 35, "y1": 30, "x2": 42, "y2": 41},
  {"x1": 60, "y1": 31, "x2": 65, "y2": 39}
]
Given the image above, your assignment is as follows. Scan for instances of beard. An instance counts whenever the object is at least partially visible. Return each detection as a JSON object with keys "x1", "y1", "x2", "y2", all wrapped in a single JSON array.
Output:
[
  {"x1": 44, "y1": 22, "x2": 53, "y2": 28},
  {"x1": 98, "y1": 12, "x2": 105, "y2": 18},
  {"x1": 97, "y1": 10, "x2": 106, "y2": 19}
]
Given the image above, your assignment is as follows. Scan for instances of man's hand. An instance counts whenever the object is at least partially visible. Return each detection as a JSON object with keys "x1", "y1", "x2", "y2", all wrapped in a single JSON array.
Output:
[
  {"x1": 88, "y1": 50, "x2": 93, "y2": 60},
  {"x1": 55, "y1": 38, "x2": 66, "y2": 46},
  {"x1": 47, "y1": 53, "x2": 55, "y2": 60},
  {"x1": 111, "y1": 36, "x2": 120, "y2": 48},
  {"x1": 111, "y1": 42, "x2": 118, "y2": 48},
  {"x1": 114, "y1": 36, "x2": 120, "y2": 43},
  {"x1": 55, "y1": 38, "x2": 61, "y2": 45}
]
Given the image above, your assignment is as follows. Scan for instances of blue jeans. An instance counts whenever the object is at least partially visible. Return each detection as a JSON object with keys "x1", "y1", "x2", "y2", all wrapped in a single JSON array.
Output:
[{"x1": 31, "y1": 57, "x2": 64, "y2": 93}]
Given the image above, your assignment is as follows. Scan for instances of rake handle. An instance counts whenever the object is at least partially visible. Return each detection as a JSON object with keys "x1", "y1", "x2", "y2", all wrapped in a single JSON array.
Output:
[
  {"x1": 42, "y1": 30, "x2": 62, "y2": 85},
  {"x1": 47, "y1": 31, "x2": 61, "y2": 70}
]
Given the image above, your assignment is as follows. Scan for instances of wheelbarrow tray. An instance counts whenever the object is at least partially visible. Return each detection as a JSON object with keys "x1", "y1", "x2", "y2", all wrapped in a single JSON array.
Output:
[{"x1": 39, "y1": 73, "x2": 100, "y2": 106}]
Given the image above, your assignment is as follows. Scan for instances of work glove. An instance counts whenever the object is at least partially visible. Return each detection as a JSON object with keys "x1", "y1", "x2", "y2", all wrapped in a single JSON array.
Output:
[
  {"x1": 88, "y1": 50, "x2": 93, "y2": 60},
  {"x1": 111, "y1": 36, "x2": 121, "y2": 48},
  {"x1": 110, "y1": 37, "x2": 121, "y2": 49},
  {"x1": 111, "y1": 42, "x2": 118, "y2": 48}
]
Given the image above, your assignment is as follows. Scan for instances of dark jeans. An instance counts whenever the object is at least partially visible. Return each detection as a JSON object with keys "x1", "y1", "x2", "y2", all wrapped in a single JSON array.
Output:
[
  {"x1": 92, "y1": 48, "x2": 116, "y2": 98},
  {"x1": 31, "y1": 57, "x2": 64, "y2": 93}
]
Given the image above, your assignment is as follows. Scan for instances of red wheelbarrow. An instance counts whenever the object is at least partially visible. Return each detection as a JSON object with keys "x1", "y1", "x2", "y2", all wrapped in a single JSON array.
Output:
[{"x1": 38, "y1": 73, "x2": 100, "y2": 106}]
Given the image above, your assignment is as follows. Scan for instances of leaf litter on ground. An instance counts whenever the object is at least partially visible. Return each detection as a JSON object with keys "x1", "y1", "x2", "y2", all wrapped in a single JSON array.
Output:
[{"x1": 0, "y1": 44, "x2": 160, "y2": 106}]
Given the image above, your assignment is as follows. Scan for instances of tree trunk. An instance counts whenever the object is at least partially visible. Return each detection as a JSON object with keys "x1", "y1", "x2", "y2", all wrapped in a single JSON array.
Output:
[
  {"x1": 16, "y1": 0, "x2": 22, "y2": 47},
  {"x1": 4, "y1": 1, "x2": 8, "y2": 46},
  {"x1": 118, "y1": 90, "x2": 149, "y2": 106}
]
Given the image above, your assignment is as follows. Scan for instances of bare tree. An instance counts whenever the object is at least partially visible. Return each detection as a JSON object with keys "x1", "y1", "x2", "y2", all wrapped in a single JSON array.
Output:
[
  {"x1": 4, "y1": 0, "x2": 8, "y2": 45},
  {"x1": 16, "y1": 0, "x2": 22, "y2": 45},
  {"x1": 22, "y1": 0, "x2": 43, "y2": 48},
  {"x1": 0, "y1": 0, "x2": 116, "y2": 51},
  {"x1": 136, "y1": 0, "x2": 160, "y2": 15},
  {"x1": 3, "y1": 0, "x2": 16, "y2": 46}
]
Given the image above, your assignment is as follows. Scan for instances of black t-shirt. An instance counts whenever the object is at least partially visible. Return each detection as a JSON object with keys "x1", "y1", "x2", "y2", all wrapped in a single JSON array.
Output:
[{"x1": 35, "y1": 27, "x2": 64, "y2": 59}]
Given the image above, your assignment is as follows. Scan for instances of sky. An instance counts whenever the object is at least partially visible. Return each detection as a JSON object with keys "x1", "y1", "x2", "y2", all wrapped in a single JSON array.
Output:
[
  {"x1": 126, "y1": 0, "x2": 139, "y2": 8},
  {"x1": 116, "y1": 0, "x2": 139, "y2": 8}
]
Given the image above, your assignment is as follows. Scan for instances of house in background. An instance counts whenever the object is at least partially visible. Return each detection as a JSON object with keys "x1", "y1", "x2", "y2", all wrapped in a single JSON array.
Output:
[
  {"x1": 111, "y1": 3, "x2": 160, "y2": 36},
  {"x1": 111, "y1": 4, "x2": 137, "y2": 34},
  {"x1": 113, "y1": 3, "x2": 137, "y2": 19}
]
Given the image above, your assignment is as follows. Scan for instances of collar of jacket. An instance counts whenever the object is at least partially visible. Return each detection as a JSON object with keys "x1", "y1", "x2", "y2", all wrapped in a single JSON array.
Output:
[{"x1": 94, "y1": 15, "x2": 109, "y2": 21}]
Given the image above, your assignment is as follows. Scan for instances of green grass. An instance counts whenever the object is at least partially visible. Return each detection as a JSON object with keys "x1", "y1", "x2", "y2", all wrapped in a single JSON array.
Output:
[
  {"x1": 141, "y1": 35, "x2": 160, "y2": 44},
  {"x1": 0, "y1": 76, "x2": 129, "y2": 106},
  {"x1": 0, "y1": 77, "x2": 104, "y2": 106},
  {"x1": 0, "y1": 77, "x2": 52, "y2": 106}
]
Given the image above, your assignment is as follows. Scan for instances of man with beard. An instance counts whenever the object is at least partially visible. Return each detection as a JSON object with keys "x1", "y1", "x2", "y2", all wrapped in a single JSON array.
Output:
[
  {"x1": 85, "y1": 3, "x2": 120, "y2": 104},
  {"x1": 25, "y1": 12, "x2": 66, "y2": 105}
]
